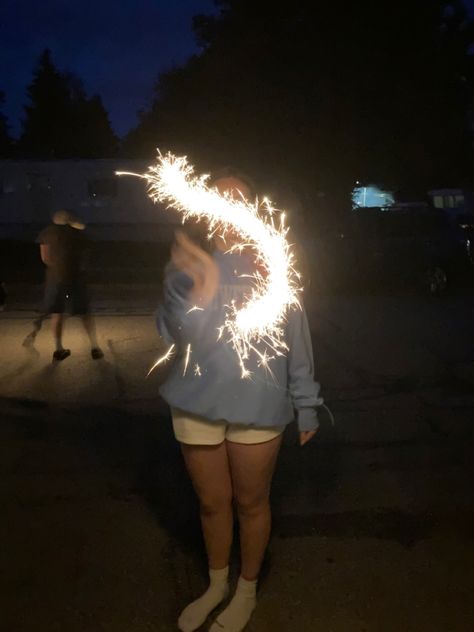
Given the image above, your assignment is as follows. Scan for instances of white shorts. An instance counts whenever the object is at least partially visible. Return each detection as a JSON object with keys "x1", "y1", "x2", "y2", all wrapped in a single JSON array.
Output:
[{"x1": 171, "y1": 407, "x2": 285, "y2": 446}]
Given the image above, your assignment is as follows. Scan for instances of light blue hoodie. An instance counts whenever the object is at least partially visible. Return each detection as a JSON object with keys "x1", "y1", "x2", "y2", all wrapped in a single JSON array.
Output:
[{"x1": 156, "y1": 249, "x2": 323, "y2": 431}]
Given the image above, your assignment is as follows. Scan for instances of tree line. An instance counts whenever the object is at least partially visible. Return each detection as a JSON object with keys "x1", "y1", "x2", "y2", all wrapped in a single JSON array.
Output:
[
  {"x1": 124, "y1": 0, "x2": 474, "y2": 206},
  {"x1": 1, "y1": 1, "x2": 474, "y2": 207},
  {"x1": 0, "y1": 49, "x2": 117, "y2": 159}
]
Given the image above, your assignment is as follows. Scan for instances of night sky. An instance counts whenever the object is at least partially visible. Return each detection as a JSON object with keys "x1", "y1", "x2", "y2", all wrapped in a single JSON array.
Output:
[
  {"x1": 2, "y1": 0, "x2": 474, "y2": 138},
  {"x1": 1, "y1": 0, "x2": 215, "y2": 137}
]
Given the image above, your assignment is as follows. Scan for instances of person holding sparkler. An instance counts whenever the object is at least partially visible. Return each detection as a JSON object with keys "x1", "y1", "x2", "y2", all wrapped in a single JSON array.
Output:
[{"x1": 156, "y1": 171, "x2": 323, "y2": 632}]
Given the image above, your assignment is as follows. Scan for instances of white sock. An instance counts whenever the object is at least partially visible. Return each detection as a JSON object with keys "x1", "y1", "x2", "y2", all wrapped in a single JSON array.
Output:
[
  {"x1": 178, "y1": 566, "x2": 229, "y2": 632},
  {"x1": 210, "y1": 576, "x2": 257, "y2": 632}
]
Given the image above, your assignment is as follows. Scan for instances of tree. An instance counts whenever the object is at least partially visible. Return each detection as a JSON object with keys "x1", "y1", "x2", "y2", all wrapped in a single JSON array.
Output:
[
  {"x1": 125, "y1": 0, "x2": 474, "y2": 217},
  {"x1": 75, "y1": 95, "x2": 118, "y2": 157},
  {"x1": 0, "y1": 90, "x2": 13, "y2": 157},
  {"x1": 63, "y1": 72, "x2": 118, "y2": 158},
  {"x1": 19, "y1": 49, "x2": 117, "y2": 158},
  {"x1": 20, "y1": 49, "x2": 72, "y2": 158}
]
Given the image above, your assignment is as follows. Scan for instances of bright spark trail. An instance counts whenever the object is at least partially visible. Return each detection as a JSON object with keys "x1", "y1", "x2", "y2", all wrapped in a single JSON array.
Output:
[{"x1": 118, "y1": 152, "x2": 302, "y2": 376}]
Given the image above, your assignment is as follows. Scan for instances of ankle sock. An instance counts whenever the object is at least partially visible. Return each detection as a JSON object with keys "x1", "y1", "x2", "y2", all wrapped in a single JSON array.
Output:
[
  {"x1": 178, "y1": 566, "x2": 229, "y2": 632},
  {"x1": 210, "y1": 576, "x2": 257, "y2": 632}
]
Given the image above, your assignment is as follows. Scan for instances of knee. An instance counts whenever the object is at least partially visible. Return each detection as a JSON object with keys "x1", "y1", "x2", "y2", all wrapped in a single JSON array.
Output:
[
  {"x1": 235, "y1": 491, "x2": 270, "y2": 518},
  {"x1": 200, "y1": 492, "x2": 232, "y2": 517}
]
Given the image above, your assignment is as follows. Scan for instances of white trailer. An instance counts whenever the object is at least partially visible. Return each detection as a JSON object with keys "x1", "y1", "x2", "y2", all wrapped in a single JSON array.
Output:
[{"x1": 0, "y1": 159, "x2": 180, "y2": 242}]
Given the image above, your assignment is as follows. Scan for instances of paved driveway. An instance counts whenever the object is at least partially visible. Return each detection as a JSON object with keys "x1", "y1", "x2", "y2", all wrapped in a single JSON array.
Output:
[{"x1": 1, "y1": 290, "x2": 473, "y2": 631}]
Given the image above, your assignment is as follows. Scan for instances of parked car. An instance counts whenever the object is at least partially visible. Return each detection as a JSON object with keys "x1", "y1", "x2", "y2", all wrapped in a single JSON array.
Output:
[{"x1": 305, "y1": 205, "x2": 473, "y2": 294}]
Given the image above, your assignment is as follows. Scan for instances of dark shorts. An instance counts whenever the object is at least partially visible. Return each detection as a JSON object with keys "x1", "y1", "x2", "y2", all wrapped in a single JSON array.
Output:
[{"x1": 43, "y1": 281, "x2": 90, "y2": 315}]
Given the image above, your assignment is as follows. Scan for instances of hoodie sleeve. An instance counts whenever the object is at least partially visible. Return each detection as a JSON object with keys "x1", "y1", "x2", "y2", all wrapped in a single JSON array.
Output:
[
  {"x1": 286, "y1": 306, "x2": 324, "y2": 432},
  {"x1": 156, "y1": 266, "x2": 212, "y2": 346}
]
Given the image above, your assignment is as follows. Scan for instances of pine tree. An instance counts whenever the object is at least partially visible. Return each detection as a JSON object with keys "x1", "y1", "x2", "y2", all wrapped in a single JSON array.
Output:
[
  {"x1": 20, "y1": 49, "x2": 73, "y2": 157},
  {"x1": 72, "y1": 94, "x2": 118, "y2": 158},
  {"x1": 19, "y1": 49, "x2": 117, "y2": 158}
]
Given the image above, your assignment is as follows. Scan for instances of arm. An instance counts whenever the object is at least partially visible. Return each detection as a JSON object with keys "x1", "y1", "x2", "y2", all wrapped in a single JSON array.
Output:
[
  {"x1": 156, "y1": 265, "x2": 221, "y2": 347},
  {"x1": 40, "y1": 243, "x2": 51, "y2": 266},
  {"x1": 156, "y1": 267, "x2": 196, "y2": 345},
  {"x1": 156, "y1": 232, "x2": 219, "y2": 345},
  {"x1": 171, "y1": 231, "x2": 219, "y2": 306},
  {"x1": 286, "y1": 305, "x2": 324, "y2": 442}
]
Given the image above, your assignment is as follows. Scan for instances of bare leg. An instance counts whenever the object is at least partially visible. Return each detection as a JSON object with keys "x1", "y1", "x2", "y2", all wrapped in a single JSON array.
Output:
[
  {"x1": 80, "y1": 313, "x2": 98, "y2": 348},
  {"x1": 51, "y1": 313, "x2": 65, "y2": 350},
  {"x1": 178, "y1": 442, "x2": 233, "y2": 631},
  {"x1": 50, "y1": 313, "x2": 71, "y2": 360},
  {"x1": 181, "y1": 442, "x2": 234, "y2": 569},
  {"x1": 209, "y1": 435, "x2": 282, "y2": 631},
  {"x1": 226, "y1": 434, "x2": 282, "y2": 581},
  {"x1": 22, "y1": 313, "x2": 47, "y2": 347}
]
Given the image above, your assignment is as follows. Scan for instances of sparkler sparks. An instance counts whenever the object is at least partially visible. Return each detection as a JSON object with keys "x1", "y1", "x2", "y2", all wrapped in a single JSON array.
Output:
[
  {"x1": 186, "y1": 305, "x2": 204, "y2": 314},
  {"x1": 146, "y1": 343, "x2": 175, "y2": 377},
  {"x1": 118, "y1": 152, "x2": 302, "y2": 376},
  {"x1": 183, "y1": 343, "x2": 192, "y2": 376}
]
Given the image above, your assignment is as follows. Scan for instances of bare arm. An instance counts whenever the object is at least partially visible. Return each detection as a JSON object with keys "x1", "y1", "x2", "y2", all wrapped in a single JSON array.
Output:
[{"x1": 40, "y1": 244, "x2": 51, "y2": 266}]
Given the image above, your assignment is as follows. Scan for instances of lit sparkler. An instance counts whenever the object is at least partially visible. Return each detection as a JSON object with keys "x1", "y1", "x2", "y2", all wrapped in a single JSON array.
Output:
[{"x1": 118, "y1": 152, "x2": 302, "y2": 376}]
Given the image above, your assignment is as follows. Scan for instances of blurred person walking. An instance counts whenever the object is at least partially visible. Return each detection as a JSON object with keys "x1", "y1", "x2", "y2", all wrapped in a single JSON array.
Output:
[{"x1": 36, "y1": 210, "x2": 103, "y2": 361}]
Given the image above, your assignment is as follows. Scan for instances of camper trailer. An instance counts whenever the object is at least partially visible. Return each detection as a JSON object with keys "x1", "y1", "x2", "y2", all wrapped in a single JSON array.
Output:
[{"x1": 0, "y1": 159, "x2": 179, "y2": 242}]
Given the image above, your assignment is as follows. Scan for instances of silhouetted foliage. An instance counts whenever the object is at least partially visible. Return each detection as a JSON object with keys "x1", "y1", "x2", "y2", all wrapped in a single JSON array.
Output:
[
  {"x1": 125, "y1": 0, "x2": 474, "y2": 216},
  {"x1": 19, "y1": 49, "x2": 118, "y2": 158}
]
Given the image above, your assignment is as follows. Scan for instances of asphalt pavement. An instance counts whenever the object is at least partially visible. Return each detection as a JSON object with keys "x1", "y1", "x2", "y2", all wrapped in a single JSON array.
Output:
[{"x1": 1, "y1": 287, "x2": 473, "y2": 631}]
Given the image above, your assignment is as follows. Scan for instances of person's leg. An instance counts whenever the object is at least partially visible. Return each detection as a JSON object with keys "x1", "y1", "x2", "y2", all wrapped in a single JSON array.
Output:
[
  {"x1": 43, "y1": 283, "x2": 69, "y2": 359},
  {"x1": 181, "y1": 441, "x2": 234, "y2": 567},
  {"x1": 51, "y1": 313, "x2": 70, "y2": 360},
  {"x1": 227, "y1": 435, "x2": 282, "y2": 580},
  {"x1": 178, "y1": 441, "x2": 234, "y2": 631},
  {"x1": 80, "y1": 313, "x2": 99, "y2": 348},
  {"x1": 51, "y1": 313, "x2": 64, "y2": 349},
  {"x1": 80, "y1": 313, "x2": 103, "y2": 357},
  {"x1": 73, "y1": 282, "x2": 103, "y2": 358},
  {"x1": 22, "y1": 313, "x2": 47, "y2": 347},
  {"x1": 210, "y1": 434, "x2": 282, "y2": 632}
]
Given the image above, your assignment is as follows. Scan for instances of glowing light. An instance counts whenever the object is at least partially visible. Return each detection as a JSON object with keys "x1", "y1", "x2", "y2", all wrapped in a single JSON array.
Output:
[
  {"x1": 352, "y1": 184, "x2": 394, "y2": 209},
  {"x1": 118, "y1": 152, "x2": 302, "y2": 376},
  {"x1": 183, "y1": 343, "x2": 192, "y2": 376},
  {"x1": 186, "y1": 305, "x2": 204, "y2": 313},
  {"x1": 146, "y1": 343, "x2": 175, "y2": 377}
]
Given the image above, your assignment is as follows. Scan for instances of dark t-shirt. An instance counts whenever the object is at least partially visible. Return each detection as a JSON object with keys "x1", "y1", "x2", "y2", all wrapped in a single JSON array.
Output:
[{"x1": 37, "y1": 224, "x2": 87, "y2": 283}]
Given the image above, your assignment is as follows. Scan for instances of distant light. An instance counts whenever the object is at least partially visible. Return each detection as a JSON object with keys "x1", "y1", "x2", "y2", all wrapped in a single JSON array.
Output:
[{"x1": 352, "y1": 185, "x2": 394, "y2": 209}]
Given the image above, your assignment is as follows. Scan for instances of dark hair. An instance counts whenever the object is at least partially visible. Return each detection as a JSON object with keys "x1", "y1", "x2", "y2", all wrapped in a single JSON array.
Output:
[{"x1": 208, "y1": 166, "x2": 256, "y2": 198}]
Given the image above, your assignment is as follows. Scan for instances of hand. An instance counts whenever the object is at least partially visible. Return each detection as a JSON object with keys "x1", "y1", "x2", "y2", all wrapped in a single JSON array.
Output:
[
  {"x1": 299, "y1": 429, "x2": 319, "y2": 446},
  {"x1": 172, "y1": 231, "x2": 219, "y2": 307}
]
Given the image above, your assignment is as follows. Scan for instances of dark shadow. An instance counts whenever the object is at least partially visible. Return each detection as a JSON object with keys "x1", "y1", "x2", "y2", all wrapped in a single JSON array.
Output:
[
  {"x1": 104, "y1": 340, "x2": 128, "y2": 398},
  {"x1": 0, "y1": 391, "x2": 342, "y2": 567},
  {"x1": 1, "y1": 398, "x2": 205, "y2": 563}
]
